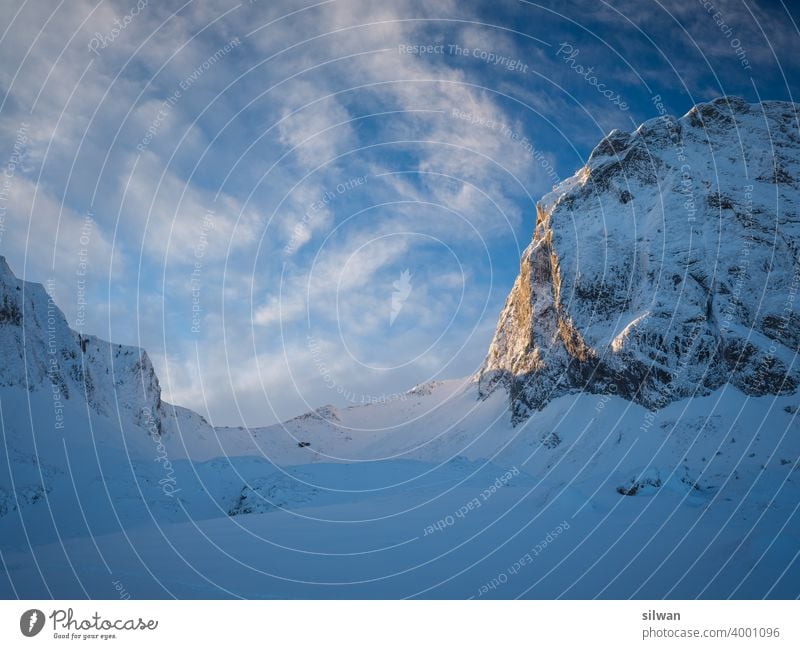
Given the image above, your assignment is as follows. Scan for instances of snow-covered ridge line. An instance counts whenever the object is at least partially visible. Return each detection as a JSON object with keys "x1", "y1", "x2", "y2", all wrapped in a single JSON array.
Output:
[
  {"x1": 480, "y1": 97, "x2": 800, "y2": 422},
  {"x1": 0, "y1": 255, "x2": 165, "y2": 432},
  {"x1": 0, "y1": 253, "x2": 464, "y2": 466}
]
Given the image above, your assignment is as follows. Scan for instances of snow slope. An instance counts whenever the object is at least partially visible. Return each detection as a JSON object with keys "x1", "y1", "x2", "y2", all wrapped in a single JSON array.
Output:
[{"x1": 2, "y1": 387, "x2": 798, "y2": 598}]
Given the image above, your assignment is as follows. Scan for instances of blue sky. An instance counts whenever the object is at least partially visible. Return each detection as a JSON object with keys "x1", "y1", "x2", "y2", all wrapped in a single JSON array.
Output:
[{"x1": 1, "y1": 0, "x2": 798, "y2": 426}]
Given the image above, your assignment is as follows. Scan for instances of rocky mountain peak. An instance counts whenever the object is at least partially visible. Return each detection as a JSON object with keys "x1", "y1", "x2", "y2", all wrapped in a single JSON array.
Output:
[{"x1": 479, "y1": 98, "x2": 800, "y2": 422}]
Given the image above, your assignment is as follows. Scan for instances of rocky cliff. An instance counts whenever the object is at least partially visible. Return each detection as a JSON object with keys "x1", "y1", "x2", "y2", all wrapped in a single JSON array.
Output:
[
  {"x1": 479, "y1": 97, "x2": 800, "y2": 422},
  {"x1": 0, "y1": 256, "x2": 165, "y2": 433}
]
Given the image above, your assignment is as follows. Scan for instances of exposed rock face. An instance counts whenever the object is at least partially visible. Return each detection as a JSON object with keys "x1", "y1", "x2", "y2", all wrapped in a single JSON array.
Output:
[
  {"x1": 0, "y1": 256, "x2": 165, "y2": 433},
  {"x1": 480, "y1": 97, "x2": 800, "y2": 422}
]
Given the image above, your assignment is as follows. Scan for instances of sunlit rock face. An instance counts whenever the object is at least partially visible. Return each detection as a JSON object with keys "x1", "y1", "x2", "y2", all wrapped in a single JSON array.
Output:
[{"x1": 480, "y1": 97, "x2": 800, "y2": 422}]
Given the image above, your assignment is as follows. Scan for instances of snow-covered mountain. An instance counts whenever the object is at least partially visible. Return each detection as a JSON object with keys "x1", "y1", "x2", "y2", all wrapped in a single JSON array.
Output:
[
  {"x1": 0, "y1": 256, "x2": 165, "y2": 432},
  {"x1": 480, "y1": 97, "x2": 800, "y2": 421},
  {"x1": 0, "y1": 98, "x2": 798, "y2": 598}
]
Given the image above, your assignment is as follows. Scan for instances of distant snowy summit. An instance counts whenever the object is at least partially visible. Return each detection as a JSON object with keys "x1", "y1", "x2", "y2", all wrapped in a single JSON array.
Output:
[{"x1": 479, "y1": 97, "x2": 800, "y2": 422}]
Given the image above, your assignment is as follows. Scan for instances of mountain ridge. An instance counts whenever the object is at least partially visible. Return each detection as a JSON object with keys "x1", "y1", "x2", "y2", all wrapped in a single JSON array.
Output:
[{"x1": 0, "y1": 255, "x2": 166, "y2": 433}]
